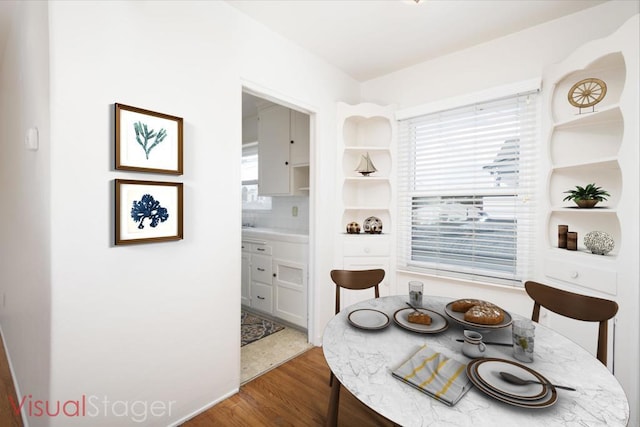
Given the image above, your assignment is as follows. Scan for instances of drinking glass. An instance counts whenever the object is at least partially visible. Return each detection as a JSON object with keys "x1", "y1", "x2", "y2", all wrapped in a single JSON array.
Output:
[
  {"x1": 512, "y1": 319, "x2": 535, "y2": 362},
  {"x1": 408, "y1": 281, "x2": 423, "y2": 307}
]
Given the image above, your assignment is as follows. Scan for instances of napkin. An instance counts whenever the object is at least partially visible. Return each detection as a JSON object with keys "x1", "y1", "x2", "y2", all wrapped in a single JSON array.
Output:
[{"x1": 392, "y1": 345, "x2": 472, "y2": 406}]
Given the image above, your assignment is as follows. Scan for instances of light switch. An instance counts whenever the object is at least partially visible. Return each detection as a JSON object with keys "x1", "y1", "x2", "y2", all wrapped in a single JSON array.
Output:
[{"x1": 25, "y1": 127, "x2": 39, "y2": 151}]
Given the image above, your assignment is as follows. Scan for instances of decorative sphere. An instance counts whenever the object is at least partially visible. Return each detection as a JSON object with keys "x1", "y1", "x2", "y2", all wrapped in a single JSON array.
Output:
[
  {"x1": 363, "y1": 216, "x2": 383, "y2": 234},
  {"x1": 583, "y1": 231, "x2": 615, "y2": 255},
  {"x1": 346, "y1": 222, "x2": 361, "y2": 234}
]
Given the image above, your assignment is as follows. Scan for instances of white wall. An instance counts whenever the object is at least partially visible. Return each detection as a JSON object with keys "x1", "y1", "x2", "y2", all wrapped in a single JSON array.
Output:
[
  {"x1": 362, "y1": 1, "x2": 639, "y2": 424},
  {"x1": 0, "y1": 1, "x2": 52, "y2": 424},
  {"x1": 362, "y1": 1, "x2": 639, "y2": 108},
  {"x1": 40, "y1": 1, "x2": 358, "y2": 426}
]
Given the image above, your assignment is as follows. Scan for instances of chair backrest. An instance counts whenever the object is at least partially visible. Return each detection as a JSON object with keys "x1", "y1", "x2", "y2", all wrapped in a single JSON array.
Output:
[
  {"x1": 524, "y1": 281, "x2": 618, "y2": 365},
  {"x1": 330, "y1": 269, "x2": 385, "y2": 315}
]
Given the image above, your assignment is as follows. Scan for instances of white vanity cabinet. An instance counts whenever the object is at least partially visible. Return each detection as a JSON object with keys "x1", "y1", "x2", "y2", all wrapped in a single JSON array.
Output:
[
  {"x1": 241, "y1": 230, "x2": 309, "y2": 328},
  {"x1": 258, "y1": 104, "x2": 310, "y2": 196}
]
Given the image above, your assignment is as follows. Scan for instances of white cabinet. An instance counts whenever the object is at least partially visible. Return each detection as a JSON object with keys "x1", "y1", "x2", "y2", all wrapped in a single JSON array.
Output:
[
  {"x1": 242, "y1": 241, "x2": 274, "y2": 315},
  {"x1": 339, "y1": 234, "x2": 392, "y2": 310},
  {"x1": 336, "y1": 102, "x2": 396, "y2": 299},
  {"x1": 241, "y1": 233, "x2": 309, "y2": 328},
  {"x1": 258, "y1": 104, "x2": 310, "y2": 196}
]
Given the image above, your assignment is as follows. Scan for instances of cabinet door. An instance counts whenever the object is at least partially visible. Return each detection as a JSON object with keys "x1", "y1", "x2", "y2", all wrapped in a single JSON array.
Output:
[
  {"x1": 241, "y1": 251, "x2": 251, "y2": 306},
  {"x1": 258, "y1": 105, "x2": 290, "y2": 195},
  {"x1": 273, "y1": 258, "x2": 307, "y2": 328},
  {"x1": 289, "y1": 110, "x2": 310, "y2": 166}
]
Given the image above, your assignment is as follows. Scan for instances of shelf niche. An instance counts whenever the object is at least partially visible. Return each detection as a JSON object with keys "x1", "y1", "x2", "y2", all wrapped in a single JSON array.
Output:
[
  {"x1": 342, "y1": 149, "x2": 391, "y2": 178},
  {"x1": 548, "y1": 165, "x2": 621, "y2": 208},
  {"x1": 341, "y1": 209, "x2": 391, "y2": 234},
  {"x1": 548, "y1": 211, "x2": 621, "y2": 258},
  {"x1": 342, "y1": 116, "x2": 391, "y2": 148},
  {"x1": 551, "y1": 52, "x2": 626, "y2": 123}
]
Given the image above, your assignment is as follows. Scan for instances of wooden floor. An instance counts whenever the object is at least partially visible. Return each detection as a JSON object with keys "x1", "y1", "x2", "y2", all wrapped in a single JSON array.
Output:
[
  {"x1": 183, "y1": 347, "x2": 394, "y2": 427},
  {"x1": 0, "y1": 333, "x2": 23, "y2": 427},
  {"x1": 0, "y1": 340, "x2": 391, "y2": 427}
]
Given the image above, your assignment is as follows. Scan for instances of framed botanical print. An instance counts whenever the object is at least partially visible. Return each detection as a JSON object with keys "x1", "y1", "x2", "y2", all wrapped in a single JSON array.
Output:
[
  {"x1": 115, "y1": 179, "x2": 183, "y2": 245},
  {"x1": 115, "y1": 103, "x2": 183, "y2": 174}
]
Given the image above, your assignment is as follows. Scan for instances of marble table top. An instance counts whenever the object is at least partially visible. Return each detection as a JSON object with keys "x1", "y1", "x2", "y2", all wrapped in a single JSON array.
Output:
[{"x1": 322, "y1": 295, "x2": 629, "y2": 426}]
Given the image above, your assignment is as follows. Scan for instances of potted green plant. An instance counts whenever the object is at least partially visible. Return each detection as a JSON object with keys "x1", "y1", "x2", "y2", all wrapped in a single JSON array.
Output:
[{"x1": 563, "y1": 183, "x2": 610, "y2": 208}]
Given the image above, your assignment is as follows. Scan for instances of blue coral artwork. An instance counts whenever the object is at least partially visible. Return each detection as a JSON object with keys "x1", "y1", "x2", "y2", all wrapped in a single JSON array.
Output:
[
  {"x1": 115, "y1": 179, "x2": 183, "y2": 245},
  {"x1": 115, "y1": 103, "x2": 183, "y2": 175},
  {"x1": 131, "y1": 194, "x2": 169, "y2": 229}
]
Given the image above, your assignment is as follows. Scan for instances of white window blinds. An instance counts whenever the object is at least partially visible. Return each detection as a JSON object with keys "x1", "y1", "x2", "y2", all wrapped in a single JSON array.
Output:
[{"x1": 397, "y1": 90, "x2": 539, "y2": 285}]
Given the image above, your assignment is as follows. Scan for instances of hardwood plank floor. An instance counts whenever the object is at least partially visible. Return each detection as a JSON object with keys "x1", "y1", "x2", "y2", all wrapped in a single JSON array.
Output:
[
  {"x1": 0, "y1": 333, "x2": 23, "y2": 427},
  {"x1": 183, "y1": 347, "x2": 394, "y2": 427},
  {"x1": 0, "y1": 340, "x2": 391, "y2": 427}
]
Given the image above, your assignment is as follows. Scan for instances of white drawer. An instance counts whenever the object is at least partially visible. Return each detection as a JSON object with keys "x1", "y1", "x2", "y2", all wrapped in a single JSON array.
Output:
[
  {"x1": 544, "y1": 257, "x2": 617, "y2": 296},
  {"x1": 251, "y1": 243, "x2": 272, "y2": 255},
  {"x1": 252, "y1": 254, "x2": 273, "y2": 283},
  {"x1": 344, "y1": 238, "x2": 390, "y2": 257},
  {"x1": 251, "y1": 282, "x2": 273, "y2": 313}
]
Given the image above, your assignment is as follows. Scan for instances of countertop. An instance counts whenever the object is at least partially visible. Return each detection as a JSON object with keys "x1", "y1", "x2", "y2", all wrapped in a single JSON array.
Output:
[{"x1": 242, "y1": 227, "x2": 308, "y2": 244}]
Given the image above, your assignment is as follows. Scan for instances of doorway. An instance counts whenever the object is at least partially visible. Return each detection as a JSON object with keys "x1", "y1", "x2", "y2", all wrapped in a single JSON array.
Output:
[{"x1": 240, "y1": 89, "x2": 313, "y2": 383}]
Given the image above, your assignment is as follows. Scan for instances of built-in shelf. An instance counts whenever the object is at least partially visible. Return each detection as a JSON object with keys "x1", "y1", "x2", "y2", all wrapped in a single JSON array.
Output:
[
  {"x1": 337, "y1": 102, "x2": 396, "y2": 294},
  {"x1": 552, "y1": 104, "x2": 622, "y2": 130}
]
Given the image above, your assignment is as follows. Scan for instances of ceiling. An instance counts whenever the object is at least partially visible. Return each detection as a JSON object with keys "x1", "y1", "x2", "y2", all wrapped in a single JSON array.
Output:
[
  {"x1": 1, "y1": 1, "x2": 607, "y2": 84},
  {"x1": 227, "y1": 0, "x2": 607, "y2": 82}
]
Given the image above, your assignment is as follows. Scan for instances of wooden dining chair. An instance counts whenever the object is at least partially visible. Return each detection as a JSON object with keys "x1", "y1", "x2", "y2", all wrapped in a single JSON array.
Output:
[
  {"x1": 524, "y1": 281, "x2": 618, "y2": 365},
  {"x1": 326, "y1": 268, "x2": 385, "y2": 427},
  {"x1": 330, "y1": 268, "x2": 385, "y2": 315}
]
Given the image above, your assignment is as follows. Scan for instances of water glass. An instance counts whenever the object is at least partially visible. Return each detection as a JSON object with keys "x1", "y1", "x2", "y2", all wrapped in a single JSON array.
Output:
[
  {"x1": 408, "y1": 281, "x2": 423, "y2": 307},
  {"x1": 512, "y1": 319, "x2": 535, "y2": 363}
]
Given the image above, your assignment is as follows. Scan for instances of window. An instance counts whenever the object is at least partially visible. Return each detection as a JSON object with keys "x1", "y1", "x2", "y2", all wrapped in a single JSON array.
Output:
[
  {"x1": 397, "y1": 89, "x2": 539, "y2": 285},
  {"x1": 242, "y1": 143, "x2": 271, "y2": 210}
]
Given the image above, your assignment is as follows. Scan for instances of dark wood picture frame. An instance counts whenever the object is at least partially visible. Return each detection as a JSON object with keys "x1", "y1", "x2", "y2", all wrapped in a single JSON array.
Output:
[
  {"x1": 115, "y1": 103, "x2": 183, "y2": 175},
  {"x1": 115, "y1": 179, "x2": 183, "y2": 245}
]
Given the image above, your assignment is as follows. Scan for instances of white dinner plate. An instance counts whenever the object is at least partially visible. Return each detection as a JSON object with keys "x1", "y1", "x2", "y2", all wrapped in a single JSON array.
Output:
[
  {"x1": 466, "y1": 359, "x2": 558, "y2": 409},
  {"x1": 444, "y1": 301, "x2": 513, "y2": 331},
  {"x1": 474, "y1": 359, "x2": 547, "y2": 400},
  {"x1": 393, "y1": 307, "x2": 449, "y2": 334},
  {"x1": 348, "y1": 309, "x2": 390, "y2": 330}
]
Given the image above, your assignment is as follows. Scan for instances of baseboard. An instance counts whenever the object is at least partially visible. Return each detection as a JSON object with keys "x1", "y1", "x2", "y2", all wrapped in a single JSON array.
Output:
[
  {"x1": 0, "y1": 323, "x2": 29, "y2": 427},
  {"x1": 168, "y1": 387, "x2": 239, "y2": 427}
]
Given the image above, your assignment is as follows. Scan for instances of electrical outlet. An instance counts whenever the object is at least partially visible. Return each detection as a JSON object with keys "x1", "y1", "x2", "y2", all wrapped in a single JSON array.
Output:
[{"x1": 292, "y1": 206, "x2": 298, "y2": 217}]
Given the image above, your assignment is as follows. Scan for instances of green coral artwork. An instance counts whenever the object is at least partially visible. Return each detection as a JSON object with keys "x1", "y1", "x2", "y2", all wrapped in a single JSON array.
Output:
[{"x1": 134, "y1": 121, "x2": 168, "y2": 159}]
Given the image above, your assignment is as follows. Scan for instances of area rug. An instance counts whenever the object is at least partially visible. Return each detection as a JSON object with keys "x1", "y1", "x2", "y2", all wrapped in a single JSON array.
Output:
[{"x1": 241, "y1": 311, "x2": 285, "y2": 347}]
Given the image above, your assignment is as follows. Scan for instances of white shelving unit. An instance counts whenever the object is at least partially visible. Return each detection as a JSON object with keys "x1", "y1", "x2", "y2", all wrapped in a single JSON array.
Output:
[
  {"x1": 545, "y1": 41, "x2": 628, "y2": 269},
  {"x1": 336, "y1": 102, "x2": 396, "y2": 309},
  {"x1": 540, "y1": 15, "x2": 639, "y2": 412}
]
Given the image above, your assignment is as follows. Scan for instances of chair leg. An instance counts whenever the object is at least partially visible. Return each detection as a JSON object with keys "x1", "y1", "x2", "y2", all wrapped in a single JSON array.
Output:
[{"x1": 326, "y1": 377, "x2": 340, "y2": 427}]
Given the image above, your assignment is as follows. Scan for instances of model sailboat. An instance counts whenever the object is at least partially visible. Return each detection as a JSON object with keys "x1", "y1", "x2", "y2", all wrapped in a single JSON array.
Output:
[{"x1": 355, "y1": 152, "x2": 377, "y2": 176}]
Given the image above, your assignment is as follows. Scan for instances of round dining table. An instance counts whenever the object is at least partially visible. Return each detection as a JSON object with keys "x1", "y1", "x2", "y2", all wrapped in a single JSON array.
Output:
[{"x1": 322, "y1": 295, "x2": 629, "y2": 427}]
